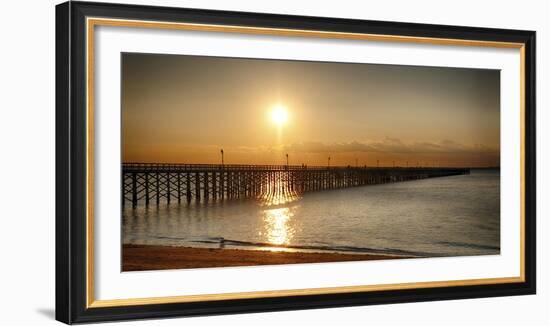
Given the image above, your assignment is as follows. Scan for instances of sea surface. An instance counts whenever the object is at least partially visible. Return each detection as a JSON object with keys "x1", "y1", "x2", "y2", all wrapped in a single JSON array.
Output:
[{"x1": 123, "y1": 169, "x2": 500, "y2": 257}]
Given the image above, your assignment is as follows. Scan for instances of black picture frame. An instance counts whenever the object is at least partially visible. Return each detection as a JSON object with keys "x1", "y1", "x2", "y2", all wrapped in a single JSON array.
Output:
[{"x1": 56, "y1": 1, "x2": 536, "y2": 324}]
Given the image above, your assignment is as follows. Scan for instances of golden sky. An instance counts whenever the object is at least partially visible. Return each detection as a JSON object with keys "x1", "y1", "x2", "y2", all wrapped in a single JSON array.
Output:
[{"x1": 122, "y1": 53, "x2": 500, "y2": 167}]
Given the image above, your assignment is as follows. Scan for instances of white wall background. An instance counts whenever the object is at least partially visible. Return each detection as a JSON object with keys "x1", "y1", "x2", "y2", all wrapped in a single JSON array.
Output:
[{"x1": 0, "y1": 0, "x2": 546, "y2": 324}]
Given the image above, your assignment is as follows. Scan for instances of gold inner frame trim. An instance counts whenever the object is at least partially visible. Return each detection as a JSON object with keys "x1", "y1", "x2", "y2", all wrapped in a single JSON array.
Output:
[
  {"x1": 85, "y1": 17, "x2": 526, "y2": 309},
  {"x1": 89, "y1": 277, "x2": 521, "y2": 308}
]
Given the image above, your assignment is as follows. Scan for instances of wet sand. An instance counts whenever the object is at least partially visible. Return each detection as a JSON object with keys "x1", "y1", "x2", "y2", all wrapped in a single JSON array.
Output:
[{"x1": 122, "y1": 244, "x2": 408, "y2": 271}]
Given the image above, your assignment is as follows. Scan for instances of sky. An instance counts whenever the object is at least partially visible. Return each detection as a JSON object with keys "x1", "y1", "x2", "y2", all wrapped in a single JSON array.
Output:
[{"x1": 122, "y1": 53, "x2": 500, "y2": 167}]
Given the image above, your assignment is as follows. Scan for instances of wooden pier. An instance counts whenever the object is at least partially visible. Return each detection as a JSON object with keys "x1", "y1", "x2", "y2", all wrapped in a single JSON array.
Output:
[{"x1": 122, "y1": 163, "x2": 469, "y2": 207}]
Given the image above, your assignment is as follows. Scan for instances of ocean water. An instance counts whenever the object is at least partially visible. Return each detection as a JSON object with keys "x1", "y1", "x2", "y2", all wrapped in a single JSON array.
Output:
[{"x1": 123, "y1": 169, "x2": 500, "y2": 257}]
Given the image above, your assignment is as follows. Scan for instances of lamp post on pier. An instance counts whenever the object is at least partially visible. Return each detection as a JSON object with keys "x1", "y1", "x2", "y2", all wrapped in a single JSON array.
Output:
[{"x1": 220, "y1": 149, "x2": 224, "y2": 167}]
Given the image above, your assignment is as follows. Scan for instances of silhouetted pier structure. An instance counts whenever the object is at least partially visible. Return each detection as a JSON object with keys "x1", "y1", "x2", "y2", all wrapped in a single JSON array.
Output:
[{"x1": 122, "y1": 163, "x2": 469, "y2": 207}]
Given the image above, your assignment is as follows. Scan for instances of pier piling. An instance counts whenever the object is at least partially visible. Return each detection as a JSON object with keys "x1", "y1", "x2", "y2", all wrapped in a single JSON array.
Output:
[{"x1": 122, "y1": 163, "x2": 469, "y2": 207}]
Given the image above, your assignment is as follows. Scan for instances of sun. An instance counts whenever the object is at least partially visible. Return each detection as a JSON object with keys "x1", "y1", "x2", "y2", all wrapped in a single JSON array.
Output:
[{"x1": 271, "y1": 105, "x2": 288, "y2": 127}]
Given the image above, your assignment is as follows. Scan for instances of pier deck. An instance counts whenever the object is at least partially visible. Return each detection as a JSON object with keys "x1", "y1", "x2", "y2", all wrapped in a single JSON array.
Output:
[{"x1": 122, "y1": 163, "x2": 470, "y2": 207}]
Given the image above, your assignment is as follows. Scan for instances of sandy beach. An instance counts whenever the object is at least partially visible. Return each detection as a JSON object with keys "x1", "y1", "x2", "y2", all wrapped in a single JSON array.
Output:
[{"x1": 122, "y1": 244, "x2": 407, "y2": 271}]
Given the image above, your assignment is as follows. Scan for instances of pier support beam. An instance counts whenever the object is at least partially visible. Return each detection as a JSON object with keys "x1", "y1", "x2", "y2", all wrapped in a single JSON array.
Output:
[{"x1": 122, "y1": 164, "x2": 470, "y2": 207}]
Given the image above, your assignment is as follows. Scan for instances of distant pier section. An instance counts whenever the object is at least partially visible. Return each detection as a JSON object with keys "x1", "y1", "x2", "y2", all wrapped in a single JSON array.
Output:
[{"x1": 122, "y1": 163, "x2": 469, "y2": 207}]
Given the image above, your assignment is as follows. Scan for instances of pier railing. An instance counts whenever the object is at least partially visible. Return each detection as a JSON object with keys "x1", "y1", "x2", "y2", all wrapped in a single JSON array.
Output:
[
  {"x1": 123, "y1": 162, "x2": 373, "y2": 172},
  {"x1": 122, "y1": 163, "x2": 469, "y2": 207}
]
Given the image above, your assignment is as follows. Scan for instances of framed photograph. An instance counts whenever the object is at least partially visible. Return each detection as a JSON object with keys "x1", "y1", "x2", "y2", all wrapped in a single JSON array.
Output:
[{"x1": 56, "y1": 1, "x2": 536, "y2": 324}]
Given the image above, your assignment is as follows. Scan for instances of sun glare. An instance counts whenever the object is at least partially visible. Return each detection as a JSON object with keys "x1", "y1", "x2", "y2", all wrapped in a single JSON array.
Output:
[{"x1": 271, "y1": 105, "x2": 288, "y2": 127}]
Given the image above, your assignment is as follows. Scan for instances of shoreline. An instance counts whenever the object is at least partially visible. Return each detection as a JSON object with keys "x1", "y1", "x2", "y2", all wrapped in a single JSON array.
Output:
[{"x1": 122, "y1": 244, "x2": 412, "y2": 271}]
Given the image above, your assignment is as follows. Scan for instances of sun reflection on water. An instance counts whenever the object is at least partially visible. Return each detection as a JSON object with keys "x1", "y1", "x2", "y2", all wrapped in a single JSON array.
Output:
[
  {"x1": 254, "y1": 173, "x2": 301, "y2": 248},
  {"x1": 258, "y1": 176, "x2": 300, "y2": 207},
  {"x1": 261, "y1": 207, "x2": 296, "y2": 246}
]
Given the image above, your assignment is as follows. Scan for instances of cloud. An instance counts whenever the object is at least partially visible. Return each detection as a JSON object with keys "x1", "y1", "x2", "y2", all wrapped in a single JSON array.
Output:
[{"x1": 282, "y1": 137, "x2": 498, "y2": 155}]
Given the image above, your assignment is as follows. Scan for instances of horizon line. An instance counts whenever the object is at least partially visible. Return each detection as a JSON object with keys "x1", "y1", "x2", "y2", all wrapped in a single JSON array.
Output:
[{"x1": 122, "y1": 162, "x2": 499, "y2": 169}]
